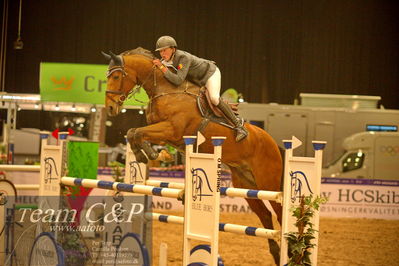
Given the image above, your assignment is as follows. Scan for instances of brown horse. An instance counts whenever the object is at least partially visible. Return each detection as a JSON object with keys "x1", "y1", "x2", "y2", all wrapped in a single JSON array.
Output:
[{"x1": 103, "y1": 47, "x2": 283, "y2": 264}]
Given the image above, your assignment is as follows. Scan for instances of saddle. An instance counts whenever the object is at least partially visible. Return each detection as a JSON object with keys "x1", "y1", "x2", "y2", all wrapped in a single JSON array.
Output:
[
  {"x1": 164, "y1": 66, "x2": 239, "y2": 131},
  {"x1": 197, "y1": 88, "x2": 239, "y2": 131}
]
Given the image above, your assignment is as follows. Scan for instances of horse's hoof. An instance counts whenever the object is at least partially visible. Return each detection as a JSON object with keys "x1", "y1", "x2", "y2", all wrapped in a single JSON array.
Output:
[
  {"x1": 177, "y1": 190, "x2": 185, "y2": 204},
  {"x1": 148, "y1": 152, "x2": 159, "y2": 160},
  {"x1": 135, "y1": 152, "x2": 148, "y2": 164}
]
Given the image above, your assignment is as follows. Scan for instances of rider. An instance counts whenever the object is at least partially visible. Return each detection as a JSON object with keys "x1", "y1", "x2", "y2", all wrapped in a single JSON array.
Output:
[{"x1": 152, "y1": 35, "x2": 248, "y2": 142}]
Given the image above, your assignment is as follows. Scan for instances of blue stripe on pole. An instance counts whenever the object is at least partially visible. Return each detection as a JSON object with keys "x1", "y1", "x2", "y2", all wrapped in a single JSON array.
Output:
[
  {"x1": 116, "y1": 183, "x2": 134, "y2": 192},
  {"x1": 219, "y1": 223, "x2": 226, "y2": 232},
  {"x1": 152, "y1": 187, "x2": 163, "y2": 196},
  {"x1": 220, "y1": 187, "x2": 227, "y2": 195},
  {"x1": 247, "y1": 190, "x2": 259, "y2": 198},
  {"x1": 159, "y1": 182, "x2": 169, "y2": 188},
  {"x1": 73, "y1": 179, "x2": 82, "y2": 186},
  {"x1": 245, "y1": 226, "x2": 257, "y2": 236},
  {"x1": 159, "y1": 215, "x2": 168, "y2": 223},
  {"x1": 97, "y1": 180, "x2": 114, "y2": 189}
]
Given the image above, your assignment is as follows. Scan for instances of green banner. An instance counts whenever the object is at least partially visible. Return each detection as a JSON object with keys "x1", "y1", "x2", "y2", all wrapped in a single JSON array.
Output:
[
  {"x1": 67, "y1": 141, "x2": 98, "y2": 180},
  {"x1": 40, "y1": 62, "x2": 148, "y2": 106}
]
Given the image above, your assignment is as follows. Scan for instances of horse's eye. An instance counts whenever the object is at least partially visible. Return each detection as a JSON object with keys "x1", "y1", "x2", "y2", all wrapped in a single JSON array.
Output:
[{"x1": 113, "y1": 75, "x2": 120, "y2": 80}]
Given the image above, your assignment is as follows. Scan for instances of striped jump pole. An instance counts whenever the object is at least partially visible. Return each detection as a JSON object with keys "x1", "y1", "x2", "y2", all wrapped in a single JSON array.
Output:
[
  {"x1": 61, "y1": 177, "x2": 182, "y2": 199},
  {"x1": 145, "y1": 180, "x2": 184, "y2": 189},
  {"x1": 145, "y1": 180, "x2": 282, "y2": 202},
  {"x1": 147, "y1": 212, "x2": 279, "y2": 239}
]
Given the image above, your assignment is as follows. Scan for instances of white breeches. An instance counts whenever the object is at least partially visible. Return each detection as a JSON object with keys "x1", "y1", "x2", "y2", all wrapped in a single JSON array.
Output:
[{"x1": 206, "y1": 67, "x2": 221, "y2": 105}]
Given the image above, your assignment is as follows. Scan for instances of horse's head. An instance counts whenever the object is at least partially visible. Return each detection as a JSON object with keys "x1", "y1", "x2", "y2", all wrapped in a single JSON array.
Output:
[{"x1": 102, "y1": 51, "x2": 139, "y2": 116}]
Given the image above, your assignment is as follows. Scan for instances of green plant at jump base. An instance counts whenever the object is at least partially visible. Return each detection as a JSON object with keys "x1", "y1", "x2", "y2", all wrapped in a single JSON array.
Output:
[
  {"x1": 109, "y1": 161, "x2": 124, "y2": 182},
  {"x1": 284, "y1": 195, "x2": 328, "y2": 266}
]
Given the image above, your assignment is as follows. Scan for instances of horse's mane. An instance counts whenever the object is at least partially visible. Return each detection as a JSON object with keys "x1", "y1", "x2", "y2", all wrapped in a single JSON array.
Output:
[{"x1": 121, "y1": 47, "x2": 155, "y2": 59}]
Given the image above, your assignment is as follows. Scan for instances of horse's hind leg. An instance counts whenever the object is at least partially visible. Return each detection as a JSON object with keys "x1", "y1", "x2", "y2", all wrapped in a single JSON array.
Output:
[
  {"x1": 269, "y1": 200, "x2": 282, "y2": 225},
  {"x1": 245, "y1": 198, "x2": 280, "y2": 265},
  {"x1": 229, "y1": 166, "x2": 280, "y2": 265}
]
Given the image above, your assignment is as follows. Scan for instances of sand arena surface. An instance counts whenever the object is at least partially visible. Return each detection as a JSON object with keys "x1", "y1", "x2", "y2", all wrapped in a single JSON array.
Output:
[
  {"x1": 9, "y1": 209, "x2": 399, "y2": 265},
  {"x1": 151, "y1": 211, "x2": 399, "y2": 266}
]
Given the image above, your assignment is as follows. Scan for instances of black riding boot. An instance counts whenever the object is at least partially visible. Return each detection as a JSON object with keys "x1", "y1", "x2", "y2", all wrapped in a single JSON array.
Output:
[{"x1": 217, "y1": 100, "x2": 248, "y2": 142}]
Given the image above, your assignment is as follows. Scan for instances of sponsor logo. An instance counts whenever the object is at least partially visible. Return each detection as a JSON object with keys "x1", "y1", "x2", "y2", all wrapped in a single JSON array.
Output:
[
  {"x1": 51, "y1": 76, "x2": 75, "y2": 90},
  {"x1": 379, "y1": 145, "x2": 399, "y2": 156}
]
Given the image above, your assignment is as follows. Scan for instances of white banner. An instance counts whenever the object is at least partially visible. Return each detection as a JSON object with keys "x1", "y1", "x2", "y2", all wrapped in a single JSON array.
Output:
[{"x1": 320, "y1": 178, "x2": 399, "y2": 219}]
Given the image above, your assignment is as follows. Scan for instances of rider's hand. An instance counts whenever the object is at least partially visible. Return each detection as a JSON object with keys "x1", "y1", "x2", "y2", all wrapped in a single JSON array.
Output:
[
  {"x1": 153, "y1": 59, "x2": 162, "y2": 67},
  {"x1": 153, "y1": 59, "x2": 167, "y2": 72}
]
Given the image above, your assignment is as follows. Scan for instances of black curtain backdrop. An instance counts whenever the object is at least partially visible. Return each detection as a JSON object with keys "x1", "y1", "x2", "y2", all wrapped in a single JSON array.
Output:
[{"x1": 3, "y1": 0, "x2": 399, "y2": 109}]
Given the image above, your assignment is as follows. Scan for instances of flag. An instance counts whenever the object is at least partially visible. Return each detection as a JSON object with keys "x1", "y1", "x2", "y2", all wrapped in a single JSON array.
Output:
[{"x1": 196, "y1": 131, "x2": 205, "y2": 150}]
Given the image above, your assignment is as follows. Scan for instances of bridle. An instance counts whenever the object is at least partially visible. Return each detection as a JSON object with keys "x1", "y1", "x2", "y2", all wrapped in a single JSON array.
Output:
[
  {"x1": 105, "y1": 65, "x2": 130, "y2": 106},
  {"x1": 105, "y1": 57, "x2": 156, "y2": 106}
]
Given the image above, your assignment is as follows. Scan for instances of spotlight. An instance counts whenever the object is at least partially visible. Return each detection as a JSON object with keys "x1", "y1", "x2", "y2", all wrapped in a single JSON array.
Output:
[
  {"x1": 17, "y1": 105, "x2": 21, "y2": 111},
  {"x1": 121, "y1": 108, "x2": 127, "y2": 113},
  {"x1": 13, "y1": 37, "x2": 23, "y2": 50},
  {"x1": 55, "y1": 103, "x2": 60, "y2": 111},
  {"x1": 71, "y1": 104, "x2": 76, "y2": 111},
  {"x1": 91, "y1": 106, "x2": 97, "y2": 113},
  {"x1": 138, "y1": 109, "x2": 144, "y2": 115},
  {"x1": 34, "y1": 102, "x2": 39, "y2": 109}
]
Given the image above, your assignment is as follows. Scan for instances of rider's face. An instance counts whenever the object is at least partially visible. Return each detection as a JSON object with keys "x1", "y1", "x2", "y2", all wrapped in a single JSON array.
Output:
[{"x1": 159, "y1": 47, "x2": 175, "y2": 61}]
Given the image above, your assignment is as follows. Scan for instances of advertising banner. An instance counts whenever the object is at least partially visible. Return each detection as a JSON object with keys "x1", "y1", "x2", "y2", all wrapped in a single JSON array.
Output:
[
  {"x1": 320, "y1": 177, "x2": 399, "y2": 219},
  {"x1": 39, "y1": 62, "x2": 148, "y2": 105}
]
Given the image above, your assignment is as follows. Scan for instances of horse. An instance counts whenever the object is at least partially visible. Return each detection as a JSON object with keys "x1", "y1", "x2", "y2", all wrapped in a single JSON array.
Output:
[{"x1": 103, "y1": 47, "x2": 283, "y2": 264}]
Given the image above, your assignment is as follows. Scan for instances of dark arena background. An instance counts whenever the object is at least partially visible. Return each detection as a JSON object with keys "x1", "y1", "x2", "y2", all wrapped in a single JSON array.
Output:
[
  {"x1": 0, "y1": 1, "x2": 398, "y2": 266},
  {"x1": 3, "y1": 1, "x2": 399, "y2": 108}
]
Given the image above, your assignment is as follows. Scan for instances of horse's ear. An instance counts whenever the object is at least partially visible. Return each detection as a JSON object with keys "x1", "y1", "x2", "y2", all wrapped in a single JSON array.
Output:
[
  {"x1": 101, "y1": 51, "x2": 111, "y2": 61},
  {"x1": 109, "y1": 51, "x2": 122, "y2": 66}
]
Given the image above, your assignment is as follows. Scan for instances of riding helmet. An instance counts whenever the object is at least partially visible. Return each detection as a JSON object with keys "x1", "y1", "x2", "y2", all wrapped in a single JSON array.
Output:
[{"x1": 155, "y1": 36, "x2": 177, "y2": 51}]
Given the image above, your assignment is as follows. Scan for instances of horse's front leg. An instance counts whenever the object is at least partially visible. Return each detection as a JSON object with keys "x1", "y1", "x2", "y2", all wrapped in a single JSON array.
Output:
[{"x1": 126, "y1": 121, "x2": 175, "y2": 163}]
